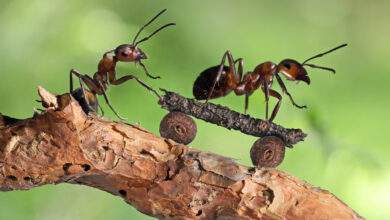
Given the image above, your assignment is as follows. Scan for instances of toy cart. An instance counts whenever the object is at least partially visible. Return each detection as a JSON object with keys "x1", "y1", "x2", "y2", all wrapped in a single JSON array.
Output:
[{"x1": 158, "y1": 90, "x2": 306, "y2": 168}]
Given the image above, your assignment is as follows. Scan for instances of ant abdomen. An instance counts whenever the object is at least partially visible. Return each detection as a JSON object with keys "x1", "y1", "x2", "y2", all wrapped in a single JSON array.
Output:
[{"x1": 193, "y1": 65, "x2": 232, "y2": 100}]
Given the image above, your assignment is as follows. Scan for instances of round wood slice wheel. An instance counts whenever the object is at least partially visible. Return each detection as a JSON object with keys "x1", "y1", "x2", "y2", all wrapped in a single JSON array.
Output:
[
  {"x1": 159, "y1": 111, "x2": 197, "y2": 145},
  {"x1": 250, "y1": 136, "x2": 286, "y2": 168}
]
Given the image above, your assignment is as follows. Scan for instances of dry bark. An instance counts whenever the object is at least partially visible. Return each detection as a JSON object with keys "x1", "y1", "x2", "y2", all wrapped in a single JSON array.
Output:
[{"x1": 0, "y1": 87, "x2": 363, "y2": 220}]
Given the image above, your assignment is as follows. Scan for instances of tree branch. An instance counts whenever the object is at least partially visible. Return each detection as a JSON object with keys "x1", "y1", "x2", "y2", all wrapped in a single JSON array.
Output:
[{"x1": 0, "y1": 87, "x2": 363, "y2": 220}]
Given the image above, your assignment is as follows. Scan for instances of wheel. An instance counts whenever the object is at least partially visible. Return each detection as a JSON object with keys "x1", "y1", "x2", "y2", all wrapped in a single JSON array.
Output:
[
  {"x1": 250, "y1": 136, "x2": 286, "y2": 168},
  {"x1": 159, "y1": 111, "x2": 197, "y2": 145}
]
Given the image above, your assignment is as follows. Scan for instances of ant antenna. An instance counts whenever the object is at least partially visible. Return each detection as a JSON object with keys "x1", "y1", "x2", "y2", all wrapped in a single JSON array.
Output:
[
  {"x1": 132, "y1": 9, "x2": 168, "y2": 45},
  {"x1": 302, "y1": 43, "x2": 348, "y2": 65},
  {"x1": 135, "y1": 23, "x2": 176, "y2": 46},
  {"x1": 303, "y1": 63, "x2": 336, "y2": 73}
]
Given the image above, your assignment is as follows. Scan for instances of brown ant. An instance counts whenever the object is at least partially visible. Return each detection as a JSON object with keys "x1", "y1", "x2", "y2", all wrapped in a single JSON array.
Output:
[
  {"x1": 70, "y1": 9, "x2": 175, "y2": 119},
  {"x1": 193, "y1": 44, "x2": 347, "y2": 122}
]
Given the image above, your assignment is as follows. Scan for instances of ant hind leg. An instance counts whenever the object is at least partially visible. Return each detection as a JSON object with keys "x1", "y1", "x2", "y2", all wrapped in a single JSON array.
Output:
[
  {"x1": 207, "y1": 50, "x2": 237, "y2": 103},
  {"x1": 69, "y1": 69, "x2": 83, "y2": 93},
  {"x1": 71, "y1": 72, "x2": 105, "y2": 115}
]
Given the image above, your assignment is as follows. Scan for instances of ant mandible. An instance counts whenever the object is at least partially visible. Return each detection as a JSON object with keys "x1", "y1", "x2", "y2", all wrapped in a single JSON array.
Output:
[
  {"x1": 193, "y1": 44, "x2": 347, "y2": 122},
  {"x1": 70, "y1": 9, "x2": 175, "y2": 119}
]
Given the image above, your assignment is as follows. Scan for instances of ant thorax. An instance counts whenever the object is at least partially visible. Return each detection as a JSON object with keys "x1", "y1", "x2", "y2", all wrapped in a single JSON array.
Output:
[{"x1": 98, "y1": 53, "x2": 116, "y2": 74}]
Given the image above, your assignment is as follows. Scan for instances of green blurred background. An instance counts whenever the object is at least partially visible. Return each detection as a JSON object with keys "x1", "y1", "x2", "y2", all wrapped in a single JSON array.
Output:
[{"x1": 0, "y1": 0, "x2": 389, "y2": 219}]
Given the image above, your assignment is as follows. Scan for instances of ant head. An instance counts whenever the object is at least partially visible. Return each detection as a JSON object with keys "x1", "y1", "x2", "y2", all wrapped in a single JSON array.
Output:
[
  {"x1": 277, "y1": 44, "x2": 348, "y2": 85},
  {"x1": 113, "y1": 9, "x2": 175, "y2": 63},
  {"x1": 114, "y1": 44, "x2": 147, "y2": 62},
  {"x1": 277, "y1": 59, "x2": 310, "y2": 85}
]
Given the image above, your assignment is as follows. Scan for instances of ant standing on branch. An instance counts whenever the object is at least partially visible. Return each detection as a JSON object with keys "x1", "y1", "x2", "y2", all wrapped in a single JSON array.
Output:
[
  {"x1": 193, "y1": 44, "x2": 347, "y2": 122},
  {"x1": 70, "y1": 9, "x2": 175, "y2": 120}
]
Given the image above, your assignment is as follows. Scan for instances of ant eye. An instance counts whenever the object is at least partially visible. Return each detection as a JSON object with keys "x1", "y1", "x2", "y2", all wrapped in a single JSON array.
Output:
[
  {"x1": 121, "y1": 52, "x2": 128, "y2": 57},
  {"x1": 283, "y1": 63, "x2": 291, "y2": 69}
]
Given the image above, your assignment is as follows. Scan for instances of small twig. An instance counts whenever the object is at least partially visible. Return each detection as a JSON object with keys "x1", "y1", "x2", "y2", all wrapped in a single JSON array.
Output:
[{"x1": 158, "y1": 89, "x2": 307, "y2": 147}]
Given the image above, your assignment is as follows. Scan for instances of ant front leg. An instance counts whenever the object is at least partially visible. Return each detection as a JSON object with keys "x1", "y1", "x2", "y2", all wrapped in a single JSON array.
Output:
[
  {"x1": 100, "y1": 91, "x2": 127, "y2": 121},
  {"x1": 108, "y1": 71, "x2": 161, "y2": 99},
  {"x1": 275, "y1": 74, "x2": 306, "y2": 109},
  {"x1": 93, "y1": 80, "x2": 127, "y2": 121},
  {"x1": 207, "y1": 50, "x2": 237, "y2": 103},
  {"x1": 138, "y1": 61, "x2": 161, "y2": 79}
]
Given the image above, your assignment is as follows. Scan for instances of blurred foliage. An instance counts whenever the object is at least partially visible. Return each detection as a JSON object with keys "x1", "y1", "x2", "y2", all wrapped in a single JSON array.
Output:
[{"x1": 0, "y1": 0, "x2": 389, "y2": 219}]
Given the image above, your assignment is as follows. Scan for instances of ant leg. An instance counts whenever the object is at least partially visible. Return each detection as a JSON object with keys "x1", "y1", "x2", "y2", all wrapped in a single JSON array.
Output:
[
  {"x1": 234, "y1": 58, "x2": 249, "y2": 112},
  {"x1": 73, "y1": 73, "x2": 105, "y2": 114},
  {"x1": 69, "y1": 69, "x2": 83, "y2": 93},
  {"x1": 87, "y1": 79, "x2": 127, "y2": 120},
  {"x1": 207, "y1": 50, "x2": 236, "y2": 103},
  {"x1": 70, "y1": 70, "x2": 100, "y2": 109},
  {"x1": 268, "y1": 89, "x2": 282, "y2": 122},
  {"x1": 262, "y1": 81, "x2": 270, "y2": 120},
  {"x1": 108, "y1": 71, "x2": 161, "y2": 99},
  {"x1": 70, "y1": 69, "x2": 93, "y2": 110},
  {"x1": 234, "y1": 58, "x2": 244, "y2": 82},
  {"x1": 138, "y1": 62, "x2": 161, "y2": 79},
  {"x1": 275, "y1": 74, "x2": 306, "y2": 109},
  {"x1": 98, "y1": 103, "x2": 105, "y2": 116},
  {"x1": 77, "y1": 79, "x2": 91, "y2": 111},
  {"x1": 244, "y1": 94, "x2": 249, "y2": 114},
  {"x1": 130, "y1": 76, "x2": 162, "y2": 99},
  {"x1": 76, "y1": 75, "x2": 102, "y2": 94},
  {"x1": 100, "y1": 91, "x2": 127, "y2": 121}
]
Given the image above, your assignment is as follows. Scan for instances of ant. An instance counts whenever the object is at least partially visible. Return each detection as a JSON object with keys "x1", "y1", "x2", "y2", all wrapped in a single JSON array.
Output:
[
  {"x1": 193, "y1": 44, "x2": 347, "y2": 122},
  {"x1": 70, "y1": 9, "x2": 175, "y2": 119}
]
